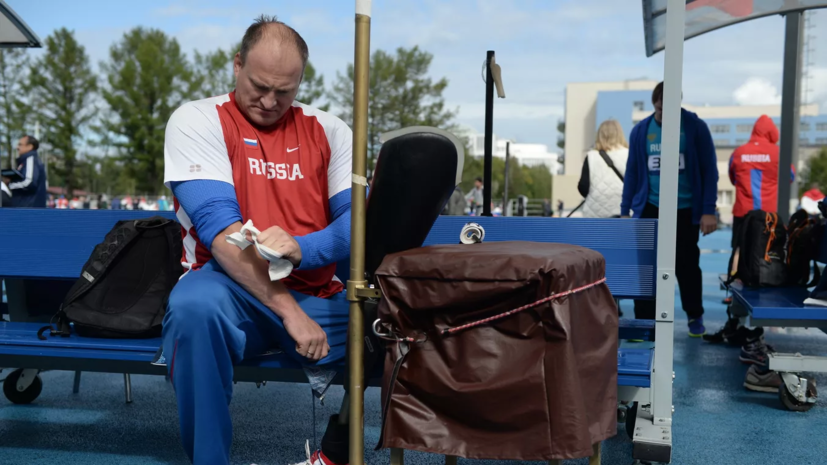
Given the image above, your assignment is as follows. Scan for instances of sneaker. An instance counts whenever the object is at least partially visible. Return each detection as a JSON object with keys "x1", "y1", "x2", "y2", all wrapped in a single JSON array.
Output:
[
  {"x1": 744, "y1": 365, "x2": 783, "y2": 393},
  {"x1": 722, "y1": 296, "x2": 732, "y2": 305},
  {"x1": 727, "y1": 326, "x2": 764, "y2": 347},
  {"x1": 703, "y1": 317, "x2": 739, "y2": 344},
  {"x1": 289, "y1": 440, "x2": 346, "y2": 465},
  {"x1": 739, "y1": 339, "x2": 774, "y2": 366},
  {"x1": 688, "y1": 318, "x2": 706, "y2": 337}
]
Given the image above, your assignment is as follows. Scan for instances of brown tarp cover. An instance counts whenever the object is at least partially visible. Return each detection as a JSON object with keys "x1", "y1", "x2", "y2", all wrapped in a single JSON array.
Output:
[{"x1": 374, "y1": 241, "x2": 618, "y2": 461}]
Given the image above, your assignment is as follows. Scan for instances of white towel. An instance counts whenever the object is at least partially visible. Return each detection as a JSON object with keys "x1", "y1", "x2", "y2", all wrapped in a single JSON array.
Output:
[{"x1": 225, "y1": 220, "x2": 294, "y2": 281}]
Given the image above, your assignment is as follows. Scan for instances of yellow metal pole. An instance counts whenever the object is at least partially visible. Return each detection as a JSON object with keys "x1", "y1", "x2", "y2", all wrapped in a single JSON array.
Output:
[{"x1": 347, "y1": 2, "x2": 371, "y2": 465}]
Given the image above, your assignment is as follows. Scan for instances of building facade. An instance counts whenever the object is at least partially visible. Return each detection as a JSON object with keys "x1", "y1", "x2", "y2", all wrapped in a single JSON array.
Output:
[
  {"x1": 458, "y1": 125, "x2": 562, "y2": 175},
  {"x1": 555, "y1": 80, "x2": 827, "y2": 223}
]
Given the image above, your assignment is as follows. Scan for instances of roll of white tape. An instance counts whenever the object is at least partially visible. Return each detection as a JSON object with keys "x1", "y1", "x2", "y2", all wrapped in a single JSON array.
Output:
[{"x1": 460, "y1": 222, "x2": 485, "y2": 244}]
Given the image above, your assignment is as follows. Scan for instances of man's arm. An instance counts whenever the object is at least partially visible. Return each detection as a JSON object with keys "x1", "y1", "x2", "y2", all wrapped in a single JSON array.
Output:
[
  {"x1": 9, "y1": 156, "x2": 39, "y2": 193},
  {"x1": 620, "y1": 125, "x2": 640, "y2": 217},
  {"x1": 696, "y1": 119, "x2": 719, "y2": 216},
  {"x1": 171, "y1": 180, "x2": 329, "y2": 360}
]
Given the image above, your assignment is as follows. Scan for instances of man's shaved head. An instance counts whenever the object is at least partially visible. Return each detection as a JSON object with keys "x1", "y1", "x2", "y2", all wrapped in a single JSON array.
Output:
[
  {"x1": 239, "y1": 15, "x2": 309, "y2": 68},
  {"x1": 233, "y1": 15, "x2": 308, "y2": 127}
]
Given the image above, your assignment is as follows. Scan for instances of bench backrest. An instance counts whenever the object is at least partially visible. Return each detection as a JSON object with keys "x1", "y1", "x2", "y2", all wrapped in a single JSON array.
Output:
[
  {"x1": 0, "y1": 209, "x2": 176, "y2": 279},
  {"x1": 0, "y1": 210, "x2": 658, "y2": 300}
]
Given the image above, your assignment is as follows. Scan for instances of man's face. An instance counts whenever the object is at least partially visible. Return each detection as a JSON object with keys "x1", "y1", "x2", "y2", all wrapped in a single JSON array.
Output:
[
  {"x1": 653, "y1": 97, "x2": 663, "y2": 122},
  {"x1": 475, "y1": 180, "x2": 483, "y2": 189},
  {"x1": 17, "y1": 137, "x2": 32, "y2": 155},
  {"x1": 233, "y1": 39, "x2": 304, "y2": 127}
]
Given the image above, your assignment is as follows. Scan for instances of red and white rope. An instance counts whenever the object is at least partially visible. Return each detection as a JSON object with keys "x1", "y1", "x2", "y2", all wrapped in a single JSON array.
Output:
[
  {"x1": 441, "y1": 277, "x2": 607, "y2": 335},
  {"x1": 375, "y1": 276, "x2": 607, "y2": 342}
]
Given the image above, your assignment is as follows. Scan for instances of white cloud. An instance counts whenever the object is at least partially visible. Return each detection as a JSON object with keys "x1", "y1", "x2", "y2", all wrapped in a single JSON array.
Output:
[{"x1": 733, "y1": 78, "x2": 782, "y2": 105}]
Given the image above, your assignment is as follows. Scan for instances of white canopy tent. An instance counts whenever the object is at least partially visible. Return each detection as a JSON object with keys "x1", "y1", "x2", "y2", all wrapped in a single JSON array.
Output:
[{"x1": 0, "y1": 0, "x2": 41, "y2": 48}]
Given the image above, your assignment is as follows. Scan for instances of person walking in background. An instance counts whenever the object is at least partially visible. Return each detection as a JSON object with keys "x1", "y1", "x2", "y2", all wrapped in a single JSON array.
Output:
[
  {"x1": 5, "y1": 135, "x2": 47, "y2": 208},
  {"x1": 621, "y1": 81, "x2": 718, "y2": 337},
  {"x1": 443, "y1": 186, "x2": 467, "y2": 215},
  {"x1": 465, "y1": 177, "x2": 484, "y2": 215},
  {"x1": 556, "y1": 199, "x2": 564, "y2": 217},
  {"x1": 577, "y1": 119, "x2": 629, "y2": 218},
  {"x1": 542, "y1": 199, "x2": 552, "y2": 217}
]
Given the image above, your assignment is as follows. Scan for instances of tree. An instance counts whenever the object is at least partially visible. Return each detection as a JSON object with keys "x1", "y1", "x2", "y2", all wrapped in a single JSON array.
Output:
[
  {"x1": 98, "y1": 28, "x2": 193, "y2": 194},
  {"x1": 190, "y1": 47, "x2": 235, "y2": 99},
  {"x1": 296, "y1": 62, "x2": 328, "y2": 110},
  {"x1": 801, "y1": 147, "x2": 827, "y2": 196},
  {"x1": 189, "y1": 41, "x2": 239, "y2": 100},
  {"x1": 329, "y1": 46, "x2": 457, "y2": 170},
  {"x1": 0, "y1": 49, "x2": 32, "y2": 167},
  {"x1": 27, "y1": 28, "x2": 97, "y2": 196}
]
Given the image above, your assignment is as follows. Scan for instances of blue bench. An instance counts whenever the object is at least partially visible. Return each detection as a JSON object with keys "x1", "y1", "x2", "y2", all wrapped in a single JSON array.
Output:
[
  {"x1": 725, "y1": 225, "x2": 827, "y2": 326},
  {"x1": 0, "y1": 209, "x2": 658, "y2": 401},
  {"x1": 722, "y1": 227, "x2": 827, "y2": 411}
]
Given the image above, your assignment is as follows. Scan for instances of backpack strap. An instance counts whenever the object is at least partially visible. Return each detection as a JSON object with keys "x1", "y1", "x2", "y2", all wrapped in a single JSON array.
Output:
[{"x1": 598, "y1": 150, "x2": 624, "y2": 182}]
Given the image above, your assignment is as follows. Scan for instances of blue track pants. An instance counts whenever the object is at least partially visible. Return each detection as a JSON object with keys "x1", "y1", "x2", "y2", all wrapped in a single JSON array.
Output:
[{"x1": 162, "y1": 260, "x2": 349, "y2": 464}]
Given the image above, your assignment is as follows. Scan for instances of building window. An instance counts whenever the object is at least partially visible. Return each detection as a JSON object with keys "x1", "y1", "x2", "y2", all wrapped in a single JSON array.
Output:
[
  {"x1": 816, "y1": 138, "x2": 827, "y2": 145},
  {"x1": 736, "y1": 139, "x2": 748, "y2": 146},
  {"x1": 800, "y1": 138, "x2": 810, "y2": 146},
  {"x1": 714, "y1": 139, "x2": 730, "y2": 147},
  {"x1": 736, "y1": 124, "x2": 753, "y2": 133},
  {"x1": 710, "y1": 124, "x2": 730, "y2": 134},
  {"x1": 633, "y1": 101, "x2": 645, "y2": 111},
  {"x1": 816, "y1": 123, "x2": 827, "y2": 132},
  {"x1": 801, "y1": 122, "x2": 811, "y2": 132}
]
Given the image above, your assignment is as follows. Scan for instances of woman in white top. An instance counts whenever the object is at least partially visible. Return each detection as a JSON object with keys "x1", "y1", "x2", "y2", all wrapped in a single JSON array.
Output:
[{"x1": 577, "y1": 119, "x2": 629, "y2": 218}]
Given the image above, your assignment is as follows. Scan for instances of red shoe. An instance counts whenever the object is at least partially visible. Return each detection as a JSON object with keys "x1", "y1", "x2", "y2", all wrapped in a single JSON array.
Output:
[{"x1": 290, "y1": 440, "x2": 348, "y2": 465}]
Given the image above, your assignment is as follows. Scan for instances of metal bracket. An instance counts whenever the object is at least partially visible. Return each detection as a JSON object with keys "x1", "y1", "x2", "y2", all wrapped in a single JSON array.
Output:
[
  {"x1": 355, "y1": 286, "x2": 381, "y2": 299},
  {"x1": 16, "y1": 368, "x2": 39, "y2": 392},
  {"x1": 780, "y1": 372, "x2": 817, "y2": 404}
]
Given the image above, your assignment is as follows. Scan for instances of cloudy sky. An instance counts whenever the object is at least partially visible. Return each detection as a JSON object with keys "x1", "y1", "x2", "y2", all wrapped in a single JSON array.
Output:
[{"x1": 11, "y1": 0, "x2": 827, "y2": 150}]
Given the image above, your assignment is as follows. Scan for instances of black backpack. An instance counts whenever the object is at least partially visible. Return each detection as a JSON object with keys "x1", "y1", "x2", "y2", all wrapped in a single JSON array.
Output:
[
  {"x1": 786, "y1": 209, "x2": 825, "y2": 287},
  {"x1": 39, "y1": 216, "x2": 183, "y2": 339},
  {"x1": 730, "y1": 210, "x2": 787, "y2": 288}
]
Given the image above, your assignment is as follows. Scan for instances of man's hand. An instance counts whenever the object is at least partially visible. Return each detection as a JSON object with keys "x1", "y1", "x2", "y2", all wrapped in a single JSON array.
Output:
[
  {"x1": 250, "y1": 225, "x2": 302, "y2": 266},
  {"x1": 283, "y1": 311, "x2": 329, "y2": 361},
  {"x1": 2, "y1": 177, "x2": 9, "y2": 185},
  {"x1": 700, "y1": 214, "x2": 717, "y2": 236}
]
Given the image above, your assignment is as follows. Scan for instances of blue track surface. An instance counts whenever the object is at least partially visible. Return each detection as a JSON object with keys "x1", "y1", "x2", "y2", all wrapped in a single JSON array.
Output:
[{"x1": 1, "y1": 229, "x2": 826, "y2": 464}]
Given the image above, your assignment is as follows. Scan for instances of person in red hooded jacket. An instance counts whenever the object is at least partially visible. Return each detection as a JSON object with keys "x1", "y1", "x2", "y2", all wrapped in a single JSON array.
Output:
[{"x1": 728, "y1": 114, "x2": 795, "y2": 247}]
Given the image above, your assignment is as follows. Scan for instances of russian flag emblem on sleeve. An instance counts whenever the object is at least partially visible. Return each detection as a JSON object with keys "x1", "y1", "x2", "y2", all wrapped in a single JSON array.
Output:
[{"x1": 244, "y1": 138, "x2": 258, "y2": 147}]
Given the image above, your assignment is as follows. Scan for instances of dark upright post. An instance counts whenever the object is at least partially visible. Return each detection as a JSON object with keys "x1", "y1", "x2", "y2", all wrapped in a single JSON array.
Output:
[{"x1": 483, "y1": 50, "x2": 494, "y2": 217}]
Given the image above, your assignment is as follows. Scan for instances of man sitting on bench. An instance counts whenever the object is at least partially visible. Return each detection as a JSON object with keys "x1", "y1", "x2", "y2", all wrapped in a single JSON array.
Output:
[{"x1": 163, "y1": 16, "x2": 354, "y2": 465}]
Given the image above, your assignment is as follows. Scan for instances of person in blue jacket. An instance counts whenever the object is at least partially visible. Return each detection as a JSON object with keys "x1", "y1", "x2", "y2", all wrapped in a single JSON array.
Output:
[
  {"x1": 4, "y1": 135, "x2": 47, "y2": 208},
  {"x1": 621, "y1": 82, "x2": 718, "y2": 337}
]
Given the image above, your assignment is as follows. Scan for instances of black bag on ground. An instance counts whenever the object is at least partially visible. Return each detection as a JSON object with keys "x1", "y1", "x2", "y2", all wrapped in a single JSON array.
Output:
[
  {"x1": 730, "y1": 210, "x2": 787, "y2": 288},
  {"x1": 786, "y1": 209, "x2": 825, "y2": 287},
  {"x1": 41, "y1": 216, "x2": 183, "y2": 339}
]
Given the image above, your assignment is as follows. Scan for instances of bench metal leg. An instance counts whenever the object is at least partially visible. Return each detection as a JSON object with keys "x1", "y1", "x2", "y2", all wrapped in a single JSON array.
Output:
[
  {"x1": 445, "y1": 455, "x2": 457, "y2": 465},
  {"x1": 124, "y1": 373, "x2": 132, "y2": 403},
  {"x1": 589, "y1": 442, "x2": 601, "y2": 465},
  {"x1": 72, "y1": 371, "x2": 81, "y2": 394},
  {"x1": 390, "y1": 448, "x2": 404, "y2": 465}
]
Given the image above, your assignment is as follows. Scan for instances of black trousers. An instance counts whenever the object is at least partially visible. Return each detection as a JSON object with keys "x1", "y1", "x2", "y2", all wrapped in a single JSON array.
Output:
[{"x1": 634, "y1": 203, "x2": 705, "y2": 320}]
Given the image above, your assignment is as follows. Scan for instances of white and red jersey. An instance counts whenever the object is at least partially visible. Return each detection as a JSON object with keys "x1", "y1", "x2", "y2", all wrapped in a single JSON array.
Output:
[{"x1": 163, "y1": 92, "x2": 352, "y2": 298}]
